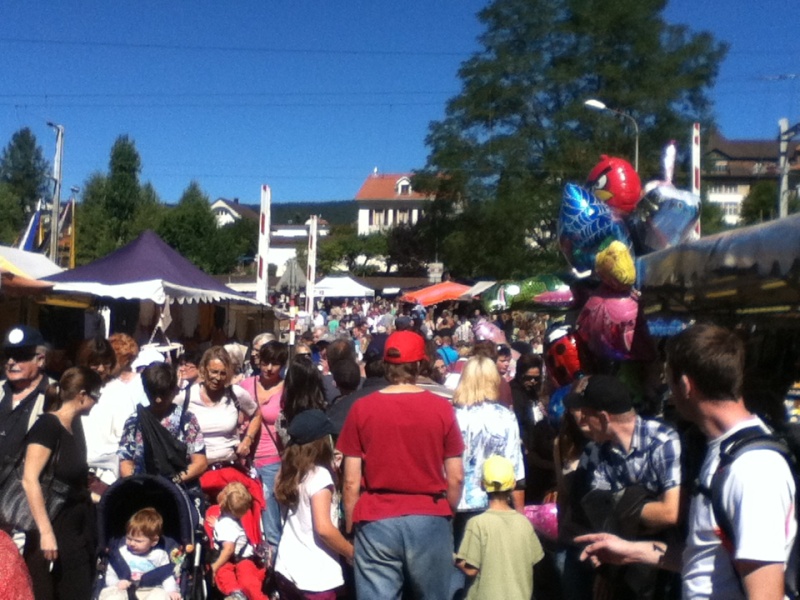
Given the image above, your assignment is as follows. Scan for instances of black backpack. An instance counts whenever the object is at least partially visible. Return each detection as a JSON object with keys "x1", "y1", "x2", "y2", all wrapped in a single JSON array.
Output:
[{"x1": 697, "y1": 425, "x2": 800, "y2": 599}]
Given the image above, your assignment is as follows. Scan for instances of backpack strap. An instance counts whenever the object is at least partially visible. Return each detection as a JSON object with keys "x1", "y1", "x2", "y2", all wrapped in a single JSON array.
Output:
[{"x1": 705, "y1": 425, "x2": 795, "y2": 596}]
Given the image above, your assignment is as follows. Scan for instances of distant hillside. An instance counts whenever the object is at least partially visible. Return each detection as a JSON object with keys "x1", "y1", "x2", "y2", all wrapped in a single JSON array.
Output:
[{"x1": 242, "y1": 200, "x2": 358, "y2": 226}]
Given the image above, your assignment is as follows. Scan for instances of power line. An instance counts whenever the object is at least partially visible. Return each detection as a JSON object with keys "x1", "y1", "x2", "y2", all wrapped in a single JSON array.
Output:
[{"x1": 0, "y1": 36, "x2": 470, "y2": 58}]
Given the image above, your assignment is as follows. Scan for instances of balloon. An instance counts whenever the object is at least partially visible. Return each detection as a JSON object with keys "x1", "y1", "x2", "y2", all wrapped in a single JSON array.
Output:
[
  {"x1": 576, "y1": 288, "x2": 642, "y2": 361},
  {"x1": 548, "y1": 385, "x2": 569, "y2": 429},
  {"x1": 558, "y1": 184, "x2": 633, "y2": 272},
  {"x1": 586, "y1": 155, "x2": 642, "y2": 215},
  {"x1": 628, "y1": 185, "x2": 700, "y2": 254},
  {"x1": 545, "y1": 326, "x2": 584, "y2": 386},
  {"x1": 524, "y1": 503, "x2": 559, "y2": 541},
  {"x1": 509, "y1": 274, "x2": 575, "y2": 310},
  {"x1": 473, "y1": 319, "x2": 507, "y2": 344},
  {"x1": 594, "y1": 240, "x2": 636, "y2": 292}
]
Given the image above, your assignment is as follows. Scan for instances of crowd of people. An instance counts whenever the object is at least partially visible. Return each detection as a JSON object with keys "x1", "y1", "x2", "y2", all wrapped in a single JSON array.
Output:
[{"x1": 0, "y1": 302, "x2": 797, "y2": 600}]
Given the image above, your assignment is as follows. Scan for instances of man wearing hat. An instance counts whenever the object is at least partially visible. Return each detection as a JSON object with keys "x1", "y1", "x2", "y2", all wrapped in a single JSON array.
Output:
[
  {"x1": 337, "y1": 330, "x2": 465, "y2": 599},
  {"x1": 566, "y1": 374, "x2": 682, "y2": 597},
  {"x1": 0, "y1": 325, "x2": 51, "y2": 474}
]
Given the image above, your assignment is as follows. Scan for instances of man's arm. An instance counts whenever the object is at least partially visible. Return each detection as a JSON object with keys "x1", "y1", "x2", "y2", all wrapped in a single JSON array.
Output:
[
  {"x1": 737, "y1": 561, "x2": 785, "y2": 600},
  {"x1": 342, "y1": 456, "x2": 362, "y2": 535},
  {"x1": 444, "y1": 456, "x2": 464, "y2": 513},
  {"x1": 640, "y1": 486, "x2": 681, "y2": 532},
  {"x1": 576, "y1": 533, "x2": 683, "y2": 573}
]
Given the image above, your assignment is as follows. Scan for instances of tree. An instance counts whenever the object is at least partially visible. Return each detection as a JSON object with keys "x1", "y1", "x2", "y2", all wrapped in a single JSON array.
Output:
[
  {"x1": 739, "y1": 180, "x2": 799, "y2": 225},
  {"x1": 105, "y1": 135, "x2": 142, "y2": 245},
  {"x1": 0, "y1": 128, "x2": 50, "y2": 240},
  {"x1": 0, "y1": 183, "x2": 24, "y2": 244},
  {"x1": 158, "y1": 181, "x2": 218, "y2": 271},
  {"x1": 418, "y1": 0, "x2": 727, "y2": 278},
  {"x1": 0, "y1": 128, "x2": 50, "y2": 214}
]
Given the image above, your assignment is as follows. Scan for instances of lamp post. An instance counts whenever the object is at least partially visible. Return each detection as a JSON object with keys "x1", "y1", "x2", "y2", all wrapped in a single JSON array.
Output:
[{"x1": 584, "y1": 99, "x2": 639, "y2": 172}]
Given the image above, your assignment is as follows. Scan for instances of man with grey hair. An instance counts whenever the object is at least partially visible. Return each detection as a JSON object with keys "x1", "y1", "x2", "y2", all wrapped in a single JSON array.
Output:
[{"x1": 0, "y1": 325, "x2": 52, "y2": 471}]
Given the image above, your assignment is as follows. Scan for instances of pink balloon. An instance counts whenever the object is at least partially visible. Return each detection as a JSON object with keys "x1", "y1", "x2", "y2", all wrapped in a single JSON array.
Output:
[
  {"x1": 524, "y1": 503, "x2": 559, "y2": 541},
  {"x1": 576, "y1": 288, "x2": 640, "y2": 360},
  {"x1": 474, "y1": 320, "x2": 507, "y2": 344}
]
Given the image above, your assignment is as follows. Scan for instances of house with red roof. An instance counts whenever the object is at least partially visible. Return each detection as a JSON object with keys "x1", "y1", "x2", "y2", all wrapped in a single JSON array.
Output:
[{"x1": 355, "y1": 170, "x2": 433, "y2": 236}]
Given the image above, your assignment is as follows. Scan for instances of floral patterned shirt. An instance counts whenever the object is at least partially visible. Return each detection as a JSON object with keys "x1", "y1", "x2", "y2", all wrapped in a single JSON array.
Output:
[{"x1": 118, "y1": 404, "x2": 206, "y2": 474}]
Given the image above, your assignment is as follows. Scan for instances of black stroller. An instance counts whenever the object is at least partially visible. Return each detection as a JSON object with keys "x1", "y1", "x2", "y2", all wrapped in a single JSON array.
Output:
[{"x1": 92, "y1": 475, "x2": 206, "y2": 600}]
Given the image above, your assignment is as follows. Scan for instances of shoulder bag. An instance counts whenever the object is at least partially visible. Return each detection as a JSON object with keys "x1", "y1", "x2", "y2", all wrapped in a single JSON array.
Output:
[{"x1": 0, "y1": 439, "x2": 70, "y2": 533}]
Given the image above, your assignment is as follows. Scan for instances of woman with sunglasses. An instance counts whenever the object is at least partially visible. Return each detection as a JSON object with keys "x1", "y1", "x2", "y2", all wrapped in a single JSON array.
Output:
[
  {"x1": 511, "y1": 353, "x2": 557, "y2": 503},
  {"x1": 22, "y1": 366, "x2": 103, "y2": 600}
]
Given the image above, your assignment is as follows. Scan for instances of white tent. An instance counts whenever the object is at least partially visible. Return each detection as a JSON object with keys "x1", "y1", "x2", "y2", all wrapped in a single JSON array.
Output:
[
  {"x1": 0, "y1": 245, "x2": 63, "y2": 279},
  {"x1": 314, "y1": 275, "x2": 374, "y2": 298}
]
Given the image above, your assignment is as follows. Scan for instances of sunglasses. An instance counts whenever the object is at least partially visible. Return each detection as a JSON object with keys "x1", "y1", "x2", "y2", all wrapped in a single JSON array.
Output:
[
  {"x1": 4, "y1": 349, "x2": 39, "y2": 363},
  {"x1": 522, "y1": 375, "x2": 542, "y2": 383},
  {"x1": 86, "y1": 390, "x2": 101, "y2": 402}
]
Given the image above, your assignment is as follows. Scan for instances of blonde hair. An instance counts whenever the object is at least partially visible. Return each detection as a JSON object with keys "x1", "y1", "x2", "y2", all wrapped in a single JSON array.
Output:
[
  {"x1": 452, "y1": 356, "x2": 500, "y2": 407},
  {"x1": 218, "y1": 481, "x2": 252, "y2": 518}
]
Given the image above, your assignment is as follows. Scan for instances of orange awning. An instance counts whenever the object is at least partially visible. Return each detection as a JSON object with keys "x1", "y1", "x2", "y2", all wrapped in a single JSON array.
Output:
[{"x1": 400, "y1": 281, "x2": 471, "y2": 307}]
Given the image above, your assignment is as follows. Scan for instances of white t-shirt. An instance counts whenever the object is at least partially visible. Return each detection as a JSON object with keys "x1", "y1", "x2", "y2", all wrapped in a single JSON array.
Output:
[
  {"x1": 84, "y1": 377, "x2": 148, "y2": 476},
  {"x1": 682, "y1": 417, "x2": 797, "y2": 600},
  {"x1": 186, "y1": 384, "x2": 257, "y2": 464},
  {"x1": 104, "y1": 544, "x2": 178, "y2": 592},
  {"x1": 213, "y1": 515, "x2": 253, "y2": 559},
  {"x1": 275, "y1": 466, "x2": 344, "y2": 592}
]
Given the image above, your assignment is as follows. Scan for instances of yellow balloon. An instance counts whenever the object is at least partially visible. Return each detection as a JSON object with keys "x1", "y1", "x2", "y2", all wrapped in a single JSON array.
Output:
[{"x1": 595, "y1": 241, "x2": 636, "y2": 291}]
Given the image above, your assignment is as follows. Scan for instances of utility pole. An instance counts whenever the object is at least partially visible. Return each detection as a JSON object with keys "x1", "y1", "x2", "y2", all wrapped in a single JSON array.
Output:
[
  {"x1": 47, "y1": 123, "x2": 64, "y2": 263},
  {"x1": 778, "y1": 118, "x2": 800, "y2": 218}
]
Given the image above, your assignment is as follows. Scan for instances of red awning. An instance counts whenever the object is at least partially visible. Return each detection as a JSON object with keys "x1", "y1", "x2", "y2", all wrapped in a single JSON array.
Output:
[{"x1": 400, "y1": 281, "x2": 471, "y2": 307}]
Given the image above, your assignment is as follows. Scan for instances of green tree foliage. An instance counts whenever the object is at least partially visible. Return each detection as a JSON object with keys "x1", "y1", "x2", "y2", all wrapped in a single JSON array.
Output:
[
  {"x1": 0, "y1": 128, "x2": 50, "y2": 240},
  {"x1": 105, "y1": 135, "x2": 142, "y2": 244},
  {"x1": 417, "y1": 0, "x2": 727, "y2": 279},
  {"x1": 739, "y1": 180, "x2": 799, "y2": 225},
  {"x1": 384, "y1": 223, "x2": 430, "y2": 276},
  {"x1": 0, "y1": 183, "x2": 24, "y2": 244},
  {"x1": 157, "y1": 181, "x2": 256, "y2": 274},
  {"x1": 299, "y1": 225, "x2": 387, "y2": 277},
  {"x1": 698, "y1": 198, "x2": 726, "y2": 236}
]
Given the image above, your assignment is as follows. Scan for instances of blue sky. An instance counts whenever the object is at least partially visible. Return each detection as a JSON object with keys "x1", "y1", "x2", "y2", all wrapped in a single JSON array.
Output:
[{"x1": 1, "y1": 0, "x2": 798, "y2": 205}]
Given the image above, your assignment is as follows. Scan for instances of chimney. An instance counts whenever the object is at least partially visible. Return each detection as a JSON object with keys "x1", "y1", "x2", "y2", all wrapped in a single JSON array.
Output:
[{"x1": 233, "y1": 197, "x2": 239, "y2": 204}]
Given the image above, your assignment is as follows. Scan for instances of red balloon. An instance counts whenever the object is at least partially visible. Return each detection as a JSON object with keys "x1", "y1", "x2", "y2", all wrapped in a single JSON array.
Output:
[
  {"x1": 587, "y1": 155, "x2": 642, "y2": 215},
  {"x1": 545, "y1": 327, "x2": 583, "y2": 386}
]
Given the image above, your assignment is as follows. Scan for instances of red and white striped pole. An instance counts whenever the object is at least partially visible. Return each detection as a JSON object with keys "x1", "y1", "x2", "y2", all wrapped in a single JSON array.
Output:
[
  {"x1": 691, "y1": 123, "x2": 702, "y2": 237},
  {"x1": 256, "y1": 184, "x2": 271, "y2": 305}
]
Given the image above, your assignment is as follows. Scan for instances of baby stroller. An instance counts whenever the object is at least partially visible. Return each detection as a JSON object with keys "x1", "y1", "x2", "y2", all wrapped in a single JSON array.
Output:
[
  {"x1": 201, "y1": 466, "x2": 268, "y2": 599},
  {"x1": 93, "y1": 474, "x2": 206, "y2": 600}
]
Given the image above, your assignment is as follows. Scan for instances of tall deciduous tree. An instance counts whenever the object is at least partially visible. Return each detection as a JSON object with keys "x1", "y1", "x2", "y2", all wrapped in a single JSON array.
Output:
[
  {"x1": 105, "y1": 135, "x2": 142, "y2": 245},
  {"x1": 418, "y1": 0, "x2": 727, "y2": 278}
]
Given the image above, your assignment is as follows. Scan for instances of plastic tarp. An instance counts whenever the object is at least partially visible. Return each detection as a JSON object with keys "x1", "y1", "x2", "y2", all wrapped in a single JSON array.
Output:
[
  {"x1": 400, "y1": 281, "x2": 471, "y2": 307},
  {"x1": 45, "y1": 230, "x2": 259, "y2": 305},
  {"x1": 459, "y1": 281, "x2": 497, "y2": 301},
  {"x1": 636, "y1": 213, "x2": 800, "y2": 313},
  {"x1": 314, "y1": 275, "x2": 374, "y2": 298},
  {"x1": 0, "y1": 246, "x2": 62, "y2": 279}
]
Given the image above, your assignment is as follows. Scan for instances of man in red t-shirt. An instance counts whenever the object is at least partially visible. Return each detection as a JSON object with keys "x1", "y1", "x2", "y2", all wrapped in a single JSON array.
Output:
[{"x1": 338, "y1": 330, "x2": 465, "y2": 599}]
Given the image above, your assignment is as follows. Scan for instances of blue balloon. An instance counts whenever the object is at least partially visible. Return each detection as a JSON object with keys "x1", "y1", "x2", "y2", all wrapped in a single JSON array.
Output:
[
  {"x1": 558, "y1": 184, "x2": 633, "y2": 272},
  {"x1": 548, "y1": 385, "x2": 570, "y2": 429}
]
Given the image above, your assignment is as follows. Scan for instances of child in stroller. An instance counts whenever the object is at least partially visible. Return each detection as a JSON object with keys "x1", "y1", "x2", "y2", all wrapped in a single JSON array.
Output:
[
  {"x1": 99, "y1": 508, "x2": 180, "y2": 600},
  {"x1": 94, "y1": 475, "x2": 204, "y2": 600}
]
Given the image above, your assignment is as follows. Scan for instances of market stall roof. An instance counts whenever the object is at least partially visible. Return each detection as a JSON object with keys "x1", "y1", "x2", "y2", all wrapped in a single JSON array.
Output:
[
  {"x1": 459, "y1": 281, "x2": 497, "y2": 301},
  {"x1": 400, "y1": 281, "x2": 471, "y2": 307},
  {"x1": 1, "y1": 269, "x2": 54, "y2": 296},
  {"x1": 45, "y1": 230, "x2": 260, "y2": 305},
  {"x1": 314, "y1": 275, "x2": 374, "y2": 298},
  {"x1": 0, "y1": 246, "x2": 62, "y2": 279},
  {"x1": 636, "y1": 213, "x2": 800, "y2": 314}
]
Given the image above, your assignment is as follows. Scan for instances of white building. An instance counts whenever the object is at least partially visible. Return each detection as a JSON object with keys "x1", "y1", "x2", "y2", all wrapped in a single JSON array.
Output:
[{"x1": 355, "y1": 172, "x2": 433, "y2": 236}]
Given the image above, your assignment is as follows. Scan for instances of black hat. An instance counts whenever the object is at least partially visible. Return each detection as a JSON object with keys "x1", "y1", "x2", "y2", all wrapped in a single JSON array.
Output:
[
  {"x1": 510, "y1": 341, "x2": 533, "y2": 356},
  {"x1": 3, "y1": 325, "x2": 44, "y2": 350},
  {"x1": 364, "y1": 333, "x2": 387, "y2": 364},
  {"x1": 564, "y1": 375, "x2": 632, "y2": 414},
  {"x1": 395, "y1": 315, "x2": 412, "y2": 331},
  {"x1": 287, "y1": 409, "x2": 335, "y2": 445}
]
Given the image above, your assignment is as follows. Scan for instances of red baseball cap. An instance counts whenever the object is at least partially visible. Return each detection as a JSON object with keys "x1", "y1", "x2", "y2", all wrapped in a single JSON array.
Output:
[{"x1": 383, "y1": 331, "x2": 427, "y2": 364}]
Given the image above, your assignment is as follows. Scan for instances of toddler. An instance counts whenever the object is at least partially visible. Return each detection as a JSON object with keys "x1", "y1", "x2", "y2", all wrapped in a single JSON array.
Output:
[
  {"x1": 100, "y1": 507, "x2": 180, "y2": 600},
  {"x1": 211, "y1": 481, "x2": 266, "y2": 600}
]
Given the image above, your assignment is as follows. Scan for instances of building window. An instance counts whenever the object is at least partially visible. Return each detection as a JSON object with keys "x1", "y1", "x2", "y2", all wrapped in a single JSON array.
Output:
[
  {"x1": 712, "y1": 161, "x2": 728, "y2": 173},
  {"x1": 397, "y1": 209, "x2": 409, "y2": 224},
  {"x1": 722, "y1": 202, "x2": 740, "y2": 217},
  {"x1": 396, "y1": 177, "x2": 412, "y2": 195},
  {"x1": 709, "y1": 185, "x2": 738, "y2": 195}
]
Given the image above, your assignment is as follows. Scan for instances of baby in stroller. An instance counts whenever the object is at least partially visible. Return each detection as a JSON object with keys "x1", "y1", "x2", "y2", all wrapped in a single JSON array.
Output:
[
  {"x1": 99, "y1": 508, "x2": 180, "y2": 600},
  {"x1": 94, "y1": 475, "x2": 204, "y2": 600}
]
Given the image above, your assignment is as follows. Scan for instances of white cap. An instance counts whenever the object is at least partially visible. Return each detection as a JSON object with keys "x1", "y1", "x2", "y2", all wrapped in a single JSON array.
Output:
[{"x1": 131, "y1": 347, "x2": 165, "y2": 371}]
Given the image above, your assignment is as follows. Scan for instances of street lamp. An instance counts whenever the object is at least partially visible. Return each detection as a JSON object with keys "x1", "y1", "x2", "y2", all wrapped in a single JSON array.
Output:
[{"x1": 584, "y1": 99, "x2": 639, "y2": 172}]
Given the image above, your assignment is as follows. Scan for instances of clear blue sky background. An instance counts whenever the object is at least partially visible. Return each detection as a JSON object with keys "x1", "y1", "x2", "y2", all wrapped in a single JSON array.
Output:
[{"x1": 1, "y1": 0, "x2": 798, "y2": 205}]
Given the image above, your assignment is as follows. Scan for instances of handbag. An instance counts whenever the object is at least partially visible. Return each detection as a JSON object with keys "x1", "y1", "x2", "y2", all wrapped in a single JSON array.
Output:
[{"x1": 0, "y1": 440, "x2": 70, "y2": 532}]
